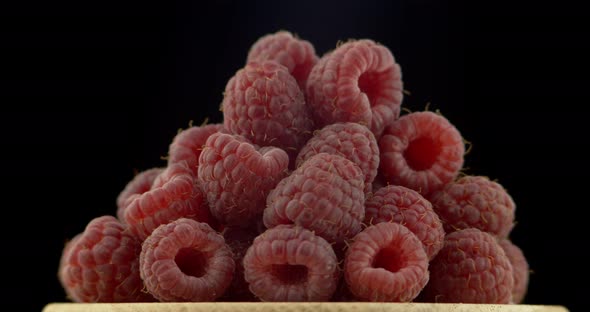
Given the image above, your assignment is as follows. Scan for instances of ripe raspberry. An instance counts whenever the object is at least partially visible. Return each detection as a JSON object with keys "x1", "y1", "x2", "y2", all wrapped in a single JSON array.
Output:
[
  {"x1": 140, "y1": 218, "x2": 235, "y2": 302},
  {"x1": 305, "y1": 39, "x2": 403, "y2": 137},
  {"x1": 264, "y1": 153, "x2": 365, "y2": 244},
  {"x1": 58, "y1": 216, "x2": 153, "y2": 302},
  {"x1": 124, "y1": 161, "x2": 213, "y2": 240},
  {"x1": 243, "y1": 225, "x2": 339, "y2": 301},
  {"x1": 220, "y1": 226, "x2": 259, "y2": 301},
  {"x1": 430, "y1": 176, "x2": 516, "y2": 238},
  {"x1": 222, "y1": 60, "x2": 314, "y2": 167},
  {"x1": 296, "y1": 122, "x2": 379, "y2": 193},
  {"x1": 58, "y1": 234, "x2": 81, "y2": 301},
  {"x1": 344, "y1": 222, "x2": 429, "y2": 302},
  {"x1": 116, "y1": 168, "x2": 164, "y2": 222},
  {"x1": 379, "y1": 111, "x2": 465, "y2": 196},
  {"x1": 422, "y1": 228, "x2": 514, "y2": 303},
  {"x1": 247, "y1": 31, "x2": 318, "y2": 89},
  {"x1": 198, "y1": 133, "x2": 289, "y2": 227},
  {"x1": 364, "y1": 185, "x2": 445, "y2": 260},
  {"x1": 498, "y1": 239, "x2": 529, "y2": 303},
  {"x1": 168, "y1": 124, "x2": 224, "y2": 175}
]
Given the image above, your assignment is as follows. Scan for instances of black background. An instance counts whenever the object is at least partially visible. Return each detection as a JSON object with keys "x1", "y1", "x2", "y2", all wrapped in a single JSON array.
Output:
[{"x1": 2, "y1": 1, "x2": 587, "y2": 311}]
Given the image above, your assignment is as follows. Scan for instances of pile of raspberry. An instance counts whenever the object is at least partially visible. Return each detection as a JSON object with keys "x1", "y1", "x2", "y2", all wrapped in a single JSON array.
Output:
[{"x1": 58, "y1": 30, "x2": 529, "y2": 304}]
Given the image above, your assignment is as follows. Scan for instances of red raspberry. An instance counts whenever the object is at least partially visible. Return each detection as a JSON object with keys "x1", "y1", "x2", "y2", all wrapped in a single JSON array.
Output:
[
  {"x1": 222, "y1": 60, "x2": 314, "y2": 167},
  {"x1": 198, "y1": 133, "x2": 289, "y2": 227},
  {"x1": 124, "y1": 161, "x2": 213, "y2": 240},
  {"x1": 305, "y1": 40, "x2": 403, "y2": 137},
  {"x1": 296, "y1": 122, "x2": 379, "y2": 193},
  {"x1": 364, "y1": 185, "x2": 445, "y2": 260},
  {"x1": 139, "y1": 218, "x2": 235, "y2": 302},
  {"x1": 58, "y1": 216, "x2": 154, "y2": 302},
  {"x1": 116, "y1": 168, "x2": 163, "y2": 222},
  {"x1": 422, "y1": 228, "x2": 514, "y2": 303},
  {"x1": 243, "y1": 225, "x2": 339, "y2": 301},
  {"x1": 379, "y1": 111, "x2": 465, "y2": 196},
  {"x1": 430, "y1": 176, "x2": 516, "y2": 238},
  {"x1": 344, "y1": 222, "x2": 429, "y2": 302},
  {"x1": 498, "y1": 239, "x2": 529, "y2": 303},
  {"x1": 58, "y1": 234, "x2": 81, "y2": 301},
  {"x1": 264, "y1": 153, "x2": 365, "y2": 244},
  {"x1": 168, "y1": 124, "x2": 224, "y2": 176},
  {"x1": 219, "y1": 226, "x2": 259, "y2": 301},
  {"x1": 247, "y1": 31, "x2": 318, "y2": 89}
]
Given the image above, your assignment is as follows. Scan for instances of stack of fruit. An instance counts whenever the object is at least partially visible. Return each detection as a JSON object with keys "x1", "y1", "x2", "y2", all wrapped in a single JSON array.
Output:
[{"x1": 58, "y1": 31, "x2": 529, "y2": 304}]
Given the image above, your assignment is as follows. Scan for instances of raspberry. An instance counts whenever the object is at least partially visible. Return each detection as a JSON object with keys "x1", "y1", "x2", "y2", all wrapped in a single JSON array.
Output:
[
  {"x1": 247, "y1": 31, "x2": 318, "y2": 89},
  {"x1": 243, "y1": 225, "x2": 339, "y2": 301},
  {"x1": 58, "y1": 234, "x2": 81, "y2": 301},
  {"x1": 139, "y1": 218, "x2": 235, "y2": 302},
  {"x1": 364, "y1": 185, "x2": 445, "y2": 260},
  {"x1": 58, "y1": 216, "x2": 153, "y2": 302},
  {"x1": 344, "y1": 222, "x2": 429, "y2": 302},
  {"x1": 422, "y1": 228, "x2": 514, "y2": 303},
  {"x1": 220, "y1": 226, "x2": 259, "y2": 301},
  {"x1": 379, "y1": 111, "x2": 465, "y2": 196},
  {"x1": 198, "y1": 133, "x2": 289, "y2": 227},
  {"x1": 296, "y1": 122, "x2": 379, "y2": 193},
  {"x1": 222, "y1": 60, "x2": 314, "y2": 167},
  {"x1": 124, "y1": 161, "x2": 213, "y2": 240},
  {"x1": 498, "y1": 239, "x2": 529, "y2": 303},
  {"x1": 168, "y1": 124, "x2": 224, "y2": 176},
  {"x1": 305, "y1": 40, "x2": 403, "y2": 137},
  {"x1": 116, "y1": 168, "x2": 164, "y2": 222},
  {"x1": 430, "y1": 176, "x2": 516, "y2": 238},
  {"x1": 264, "y1": 153, "x2": 365, "y2": 244}
]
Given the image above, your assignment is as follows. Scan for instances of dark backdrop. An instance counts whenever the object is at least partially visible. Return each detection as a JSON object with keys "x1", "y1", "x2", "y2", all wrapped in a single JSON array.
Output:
[{"x1": 2, "y1": 1, "x2": 587, "y2": 311}]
